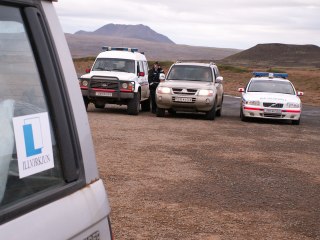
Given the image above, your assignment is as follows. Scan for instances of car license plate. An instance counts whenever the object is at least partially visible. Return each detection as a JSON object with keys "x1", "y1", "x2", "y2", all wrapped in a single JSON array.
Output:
[
  {"x1": 96, "y1": 92, "x2": 112, "y2": 97},
  {"x1": 175, "y1": 97, "x2": 193, "y2": 103},
  {"x1": 264, "y1": 108, "x2": 282, "y2": 114}
]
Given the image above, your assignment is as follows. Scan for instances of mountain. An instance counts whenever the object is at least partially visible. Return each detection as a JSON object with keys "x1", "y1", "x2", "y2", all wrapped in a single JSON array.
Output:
[
  {"x1": 74, "y1": 23, "x2": 174, "y2": 44},
  {"x1": 221, "y1": 43, "x2": 320, "y2": 67},
  {"x1": 65, "y1": 33, "x2": 241, "y2": 61}
]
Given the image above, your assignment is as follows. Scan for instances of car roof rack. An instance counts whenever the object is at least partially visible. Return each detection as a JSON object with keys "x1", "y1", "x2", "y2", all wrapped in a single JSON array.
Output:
[
  {"x1": 102, "y1": 46, "x2": 139, "y2": 53},
  {"x1": 253, "y1": 72, "x2": 288, "y2": 79}
]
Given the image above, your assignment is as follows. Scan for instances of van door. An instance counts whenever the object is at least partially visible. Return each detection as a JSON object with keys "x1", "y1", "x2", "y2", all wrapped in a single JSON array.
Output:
[{"x1": 0, "y1": 2, "x2": 111, "y2": 239}]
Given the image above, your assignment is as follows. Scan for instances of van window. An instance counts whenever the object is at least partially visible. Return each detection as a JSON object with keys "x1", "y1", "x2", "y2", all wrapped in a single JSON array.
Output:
[{"x1": 0, "y1": 5, "x2": 65, "y2": 211}]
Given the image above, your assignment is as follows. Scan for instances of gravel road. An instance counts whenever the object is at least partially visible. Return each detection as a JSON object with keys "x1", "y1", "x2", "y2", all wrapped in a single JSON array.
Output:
[{"x1": 89, "y1": 96, "x2": 320, "y2": 240}]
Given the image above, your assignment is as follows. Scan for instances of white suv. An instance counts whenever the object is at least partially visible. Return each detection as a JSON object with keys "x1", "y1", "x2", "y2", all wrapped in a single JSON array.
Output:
[{"x1": 79, "y1": 47, "x2": 150, "y2": 115}]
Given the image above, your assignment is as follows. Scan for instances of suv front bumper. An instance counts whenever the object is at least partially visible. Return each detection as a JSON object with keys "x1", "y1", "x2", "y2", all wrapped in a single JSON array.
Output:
[{"x1": 156, "y1": 94, "x2": 214, "y2": 112}]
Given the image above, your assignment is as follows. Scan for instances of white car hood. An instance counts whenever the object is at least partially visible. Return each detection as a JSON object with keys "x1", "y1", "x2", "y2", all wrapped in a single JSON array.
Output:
[
  {"x1": 81, "y1": 71, "x2": 137, "y2": 81},
  {"x1": 160, "y1": 80, "x2": 213, "y2": 89},
  {"x1": 243, "y1": 92, "x2": 301, "y2": 103}
]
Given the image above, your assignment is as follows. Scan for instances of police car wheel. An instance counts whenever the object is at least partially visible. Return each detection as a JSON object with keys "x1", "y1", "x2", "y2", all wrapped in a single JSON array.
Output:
[
  {"x1": 292, "y1": 119, "x2": 300, "y2": 125},
  {"x1": 240, "y1": 108, "x2": 247, "y2": 122}
]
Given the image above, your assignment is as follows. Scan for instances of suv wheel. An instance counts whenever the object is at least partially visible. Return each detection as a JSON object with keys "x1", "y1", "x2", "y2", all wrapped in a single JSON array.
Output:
[
  {"x1": 127, "y1": 92, "x2": 140, "y2": 115},
  {"x1": 95, "y1": 103, "x2": 105, "y2": 109},
  {"x1": 216, "y1": 106, "x2": 222, "y2": 117},
  {"x1": 141, "y1": 97, "x2": 151, "y2": 111},
  {"x1": 206, "y1": 101, "x2": 216, "y2": 120},
  {"x1": 83, "y1": 97, "x2": 89, "y2": 111},
  {"x1": 156, "y1": 108, "x2": 165, "y2": 117}
]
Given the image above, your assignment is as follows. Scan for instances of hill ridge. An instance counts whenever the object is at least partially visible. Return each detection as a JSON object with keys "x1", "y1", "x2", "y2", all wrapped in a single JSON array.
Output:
[{"x1": 74, "y1": 23, "x2": 175, "y2": 44}]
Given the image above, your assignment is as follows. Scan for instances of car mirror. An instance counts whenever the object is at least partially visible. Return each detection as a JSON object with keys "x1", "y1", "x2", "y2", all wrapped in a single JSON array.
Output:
[
  {"x1": 85, "y1": 68, "x2": 91, "y2": 73},
  {"x1": 238, "y1": 88, "x2": 245, "y2": 92},
  {"x1": 216, "y1": 76, "x2": 223, "y2": 83},
  {"x1": 159, "y1": 73, "x2": 166, "y2": 81},
  {"x1": 297, "y1": 91, "x2": 304, "y2": 96}
]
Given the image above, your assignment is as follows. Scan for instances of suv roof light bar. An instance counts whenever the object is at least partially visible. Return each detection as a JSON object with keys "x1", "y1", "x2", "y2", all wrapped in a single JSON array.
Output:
[
  {"x1": 102, "y1": 46, "x2": 139, "y2": 53},
  {"x1": 253, "y1": 72, "x2": 288, "y2": 79}
]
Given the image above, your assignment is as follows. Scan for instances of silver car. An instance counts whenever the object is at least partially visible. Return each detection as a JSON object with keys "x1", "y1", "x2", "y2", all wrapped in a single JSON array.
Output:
[{"x1": 156, "y1": 62, "x2": 224, "y2": 120}]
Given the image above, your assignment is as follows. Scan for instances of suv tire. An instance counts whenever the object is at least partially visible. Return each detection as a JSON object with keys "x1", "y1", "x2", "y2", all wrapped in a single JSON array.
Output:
[
  {"x1": 156, "y1": 108, "x2": 165, "y2": 117},
  {"x1": 95, "y1": 103, "x2": 105, "y2": 109},
  {"x1": 127, "y1": 92, "x2": 140, "y2": 115},
  {"x1": 206, "y1": 101, "x2": 216, "y2": 120},
  {"x1": 141, "y1": 97, "x2": 151, "y2": 111}
]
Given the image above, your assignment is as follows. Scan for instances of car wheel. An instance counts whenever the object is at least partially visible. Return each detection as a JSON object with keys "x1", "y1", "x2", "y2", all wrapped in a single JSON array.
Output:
[
  {"x1": 206, "y1": 101, "x2": 216, "y2": 120},
  {"x1": 156, "y1": 108, "x2": 165, "y2": 117},
  {"x1": 141, "y1": 97, "x2": 151, "y2": 111},
  {"x1": 127, "y1": 92, "x2": 140, "y2": 115},
  {"x1": 94, "y1": 103, "x2": 105, "y2": 109},
  {"x1": 292, "y1": 119, "x2": 300, "y2": 125},
  {"x1": 83, "y1": 97, "x2": 89, "y2": 111},
  {"x1": 216, "y1": 106, "x2": 222, "y2": 117},
  {"x1": 168, "y1": 109, "x2": 176, "y2": 115},
  {"x1": 240, "y1": 108, "x2": 247, "y2": 122}
]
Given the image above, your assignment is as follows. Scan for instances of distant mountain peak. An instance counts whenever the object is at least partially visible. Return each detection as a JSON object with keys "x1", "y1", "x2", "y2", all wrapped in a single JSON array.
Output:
[{"x1": 74, "y1": 23, "x2": 175, "y2": 44}]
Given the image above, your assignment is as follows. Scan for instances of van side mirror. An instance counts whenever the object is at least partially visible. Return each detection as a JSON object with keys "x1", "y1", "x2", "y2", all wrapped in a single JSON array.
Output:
[
  {"x1": 216, "y1": 76, "x2": 223, "y2": 83},
  {"x1": 159, "y1": 73, "x2": 166, "y2": 81},
  {"x1": 85, "y1": 68, "x2": 91, "y2": 73},
  {"x1": 238, "y1": 88, "x2": 245, "y2": 93},
  {"x1": 297, "y1": 91, "x2": 304, "y2": 96},
  {"x1": 138, "y1": 72, "x2": 145, "y2": 77}
]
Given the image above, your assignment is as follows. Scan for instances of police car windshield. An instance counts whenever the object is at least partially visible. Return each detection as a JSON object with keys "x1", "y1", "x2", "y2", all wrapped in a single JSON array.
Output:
[
  {"x1": 167, "y1": 65, "x2": 212, "y2": 82},
  {"x1": 92, "y1": 58, "x2": 135, "y2": 73},
  {"x1": 248, "y1": 80, "x2": 295, "y2": 95}
]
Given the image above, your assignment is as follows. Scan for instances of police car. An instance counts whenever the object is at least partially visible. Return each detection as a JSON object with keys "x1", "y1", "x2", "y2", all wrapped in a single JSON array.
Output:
[
  {"x1": 238, "y1": 72, "x2": 303, "y2": 125},
  {"x1": 79, "y1": 46, "x2": 150, "y2": 115}
]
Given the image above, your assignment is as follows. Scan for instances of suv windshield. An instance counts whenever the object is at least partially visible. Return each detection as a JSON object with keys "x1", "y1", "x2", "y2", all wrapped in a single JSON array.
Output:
[
  {"x1": 167, "y1": 65, "x2": 212, "y2": 82},
  {"x1": 248, "y1": 80, "x2": 295, "y2": 95},
  {"x1": 92, "y1": 58, "x2": 135, "y2": 73}
]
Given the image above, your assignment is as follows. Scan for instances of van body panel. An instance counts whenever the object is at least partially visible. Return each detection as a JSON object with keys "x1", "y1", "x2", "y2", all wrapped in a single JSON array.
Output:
[{"x1": 0, "y1": 180, "x2": 111, "y2": 240}]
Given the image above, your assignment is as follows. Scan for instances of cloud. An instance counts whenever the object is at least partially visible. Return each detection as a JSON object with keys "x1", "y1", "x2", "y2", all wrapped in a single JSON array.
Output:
[{"x1": 54, "y1": 0, "x2": 320, "y2": 49}]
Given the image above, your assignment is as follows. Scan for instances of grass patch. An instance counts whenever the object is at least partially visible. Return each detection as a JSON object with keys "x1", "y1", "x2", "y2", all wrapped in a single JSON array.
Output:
[{"x1": 218, "y1": 65, "x2": 250, "y2": 73}]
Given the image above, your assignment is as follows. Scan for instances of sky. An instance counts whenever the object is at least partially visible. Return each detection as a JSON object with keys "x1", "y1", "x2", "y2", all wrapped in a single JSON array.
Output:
[{"x1": 54, "y1": 0, "x2": 320, "y2": 50}]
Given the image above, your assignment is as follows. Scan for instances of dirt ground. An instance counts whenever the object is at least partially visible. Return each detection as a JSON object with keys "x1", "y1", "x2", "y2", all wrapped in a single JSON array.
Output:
[{"x1": 88, "y1": 98, "x2": 320, "y2": 240}]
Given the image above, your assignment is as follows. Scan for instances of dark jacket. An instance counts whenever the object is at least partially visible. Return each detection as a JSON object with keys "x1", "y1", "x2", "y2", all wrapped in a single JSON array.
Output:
[{"x1": 148, "y1": 67, "x2": 164, "y2": 90}]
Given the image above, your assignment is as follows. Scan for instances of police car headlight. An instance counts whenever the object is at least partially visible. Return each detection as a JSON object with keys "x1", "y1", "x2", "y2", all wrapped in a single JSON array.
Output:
[
  {"x1": 287, "y1": 102, "x2": 300, "y2": 108},
  {"x1": 122, "y1": 83, "x2": 128, "y2": 89},
  {"x1": 157, "y1": 87, "x2": 171, "y2": 94},
  {"x1": 82, "y1": 80, "x2": 88, "y2": 87},
  {"x1": 245, "y1": 100, "x2": 260, "y2": 106},
  {"x1": 198, "y1": 89, "x2": 214, "y2": 96}
]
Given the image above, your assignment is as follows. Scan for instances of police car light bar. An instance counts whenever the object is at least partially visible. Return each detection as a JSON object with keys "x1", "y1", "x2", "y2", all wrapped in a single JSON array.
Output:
[
  {"x1": 253, "y1": 72, "x2": 288, "y2": 79},
  {"x1": 102, "y1": 46, "x2": 139, "y2": 52}
]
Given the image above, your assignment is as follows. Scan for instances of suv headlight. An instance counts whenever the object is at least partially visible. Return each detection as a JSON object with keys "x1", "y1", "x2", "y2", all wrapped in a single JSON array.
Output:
[
  {"x1": 245, "y1": 100, "x2": 260, "y2": 106},
  {"x1": 157, "y1": 86, "x2": 171, "y2": 94},
  {"x1": 287, "y1": 102, "x2": 300, "y2": 108},
  {"x1": 198, "y1": 89, "x2": 214, "y2": 96},
  {"x1": 82, "y1": 80, "x2": 88, "y2": 87}
]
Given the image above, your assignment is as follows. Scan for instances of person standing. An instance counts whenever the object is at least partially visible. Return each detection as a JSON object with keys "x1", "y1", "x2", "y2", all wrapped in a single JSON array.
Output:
[{"x1": 148, "y1": 61, "x2": 164, "y2": 113}]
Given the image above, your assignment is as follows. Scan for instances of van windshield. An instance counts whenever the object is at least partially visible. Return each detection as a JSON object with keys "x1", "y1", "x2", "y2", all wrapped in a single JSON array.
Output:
[
  {"x1": 92, "y1": 58, "x2": 135, "y2": 73},
  {"x1": 167, "y1": 65, "x2": 212, "y2": 82}
]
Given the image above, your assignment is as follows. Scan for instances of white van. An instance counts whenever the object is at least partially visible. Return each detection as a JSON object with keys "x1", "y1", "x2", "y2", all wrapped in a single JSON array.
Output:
[
  {"x1": 79, "y1": 47, "x2": 150, "y2": 115},
  {"x1": 0, "y1": 0, "x2": 112, "y2": 239}
]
